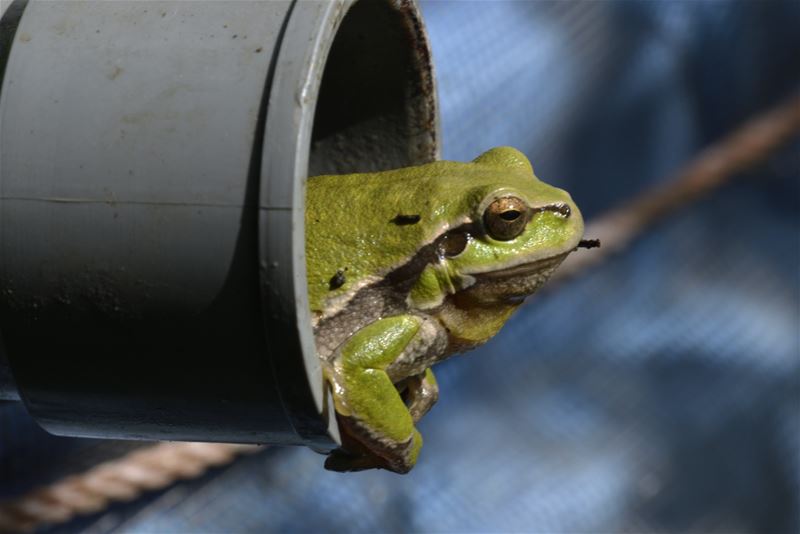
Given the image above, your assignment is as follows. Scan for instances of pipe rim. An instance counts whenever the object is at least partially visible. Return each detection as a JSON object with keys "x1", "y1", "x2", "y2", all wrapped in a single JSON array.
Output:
[{"x1": 259, "y1": 0, "x2": 440, "y2": 448}]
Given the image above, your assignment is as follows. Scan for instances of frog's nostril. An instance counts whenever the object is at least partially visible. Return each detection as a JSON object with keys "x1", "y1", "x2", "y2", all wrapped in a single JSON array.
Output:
[{"x1": 538, "y1": 203, "x2": 570, "y2": 218}]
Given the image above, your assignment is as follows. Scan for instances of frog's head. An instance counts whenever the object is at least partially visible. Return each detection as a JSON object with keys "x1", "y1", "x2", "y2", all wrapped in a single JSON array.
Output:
[{"x1": 408, "y1": 147, "x2": 584, "y2": 310}]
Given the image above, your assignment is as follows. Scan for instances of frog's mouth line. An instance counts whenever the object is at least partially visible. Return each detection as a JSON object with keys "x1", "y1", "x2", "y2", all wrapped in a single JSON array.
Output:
[
  {"x1": 463, "y1": 238, "x2": 600, "y2": 303},
  {"x1": 476, "y1": 252, "x2": 569, "y2": 280},
  {"x1": 477, "y1": 237, "x2": 600, "y2": 281},
  {"x1": 453, "y1": 252, "x2": 569, "y2": 306}
]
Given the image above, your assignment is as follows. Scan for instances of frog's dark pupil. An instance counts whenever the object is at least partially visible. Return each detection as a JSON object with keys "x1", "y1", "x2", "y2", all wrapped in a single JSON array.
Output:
[
  {"x1": 500, "y1": 210, "x2": 521, "y2": 221},
  {"x1": 484, "y1": 197, "x2": 528, "y2": 241}
]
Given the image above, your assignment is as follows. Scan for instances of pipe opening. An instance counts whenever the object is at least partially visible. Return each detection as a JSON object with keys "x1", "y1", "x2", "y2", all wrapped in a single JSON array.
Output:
[{"x1": 308, "y1": 0, "x2": 437, "y2": 176}]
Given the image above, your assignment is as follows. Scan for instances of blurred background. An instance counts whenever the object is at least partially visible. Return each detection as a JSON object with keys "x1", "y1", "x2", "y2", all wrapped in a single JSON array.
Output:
[{"x1": 2, "y1": 0, "x2": 799, "y2": 532}]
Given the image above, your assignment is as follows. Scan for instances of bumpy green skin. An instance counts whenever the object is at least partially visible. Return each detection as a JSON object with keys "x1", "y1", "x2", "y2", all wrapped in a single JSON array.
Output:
[
  {"x1": 307, "y1": 147, "x2": 579, "y2": 315},
  {"x1": 307, "y1": 147, "x2": 584, "y2": 473}
]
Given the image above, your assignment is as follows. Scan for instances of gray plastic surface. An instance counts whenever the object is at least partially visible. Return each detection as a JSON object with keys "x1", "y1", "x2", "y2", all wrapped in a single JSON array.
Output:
[
  {"x1": 0, "y1": 0, "x2": 300, "y2": 443},
  {"x1": 1, "y1": 1, "x2": 284, "y2": 319}
]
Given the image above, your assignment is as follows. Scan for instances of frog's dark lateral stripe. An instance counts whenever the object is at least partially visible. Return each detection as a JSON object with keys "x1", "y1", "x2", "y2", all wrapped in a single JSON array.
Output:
[
  {"x1": 381, "y1": 222, "x2": 479, "y2": 288},
  {"x1": 315, "y1": 221, "x2": 478, "y2": 338}
]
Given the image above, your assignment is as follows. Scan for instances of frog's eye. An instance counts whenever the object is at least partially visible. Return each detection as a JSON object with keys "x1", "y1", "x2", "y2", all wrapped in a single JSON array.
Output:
[
  {"x1": 483, "y1": 196, "x2": 528, "y2": 241},
  {"x1": 438, "y1": 231, "x2": 469, "y2": 257}
]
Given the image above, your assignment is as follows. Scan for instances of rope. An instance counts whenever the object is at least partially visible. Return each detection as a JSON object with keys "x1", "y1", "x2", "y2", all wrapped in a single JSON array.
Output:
[
  {"x1": 0, "y1": 443, "x2": 260, "y2": 533},
  {"x1": 0, "y1": 92, "x2": 797, "y2": 534},
  {"x1": 553, "y1": 92, "x2": 800, "y2": 282}
]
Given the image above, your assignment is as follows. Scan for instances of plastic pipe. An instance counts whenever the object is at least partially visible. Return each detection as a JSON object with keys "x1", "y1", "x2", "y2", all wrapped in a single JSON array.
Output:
[{"x1": 0, "y1": 0, "x2": 439, "y2": 448}]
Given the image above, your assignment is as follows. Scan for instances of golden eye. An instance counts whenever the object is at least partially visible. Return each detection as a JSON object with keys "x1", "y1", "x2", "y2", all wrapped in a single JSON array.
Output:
[{"x1": 483, "y1": 196, "x2": 528, "y2": 241}]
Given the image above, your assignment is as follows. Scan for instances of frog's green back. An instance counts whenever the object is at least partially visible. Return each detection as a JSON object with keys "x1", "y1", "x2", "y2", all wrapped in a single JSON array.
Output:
[{"x1": 304, "y1": 148, "x2": 556, "y2": 314}]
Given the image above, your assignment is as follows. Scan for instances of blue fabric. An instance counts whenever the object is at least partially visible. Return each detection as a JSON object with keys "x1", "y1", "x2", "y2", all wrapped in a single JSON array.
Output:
[{"x1": 4, "y1": 1, "x2": 799, "y2": 532}]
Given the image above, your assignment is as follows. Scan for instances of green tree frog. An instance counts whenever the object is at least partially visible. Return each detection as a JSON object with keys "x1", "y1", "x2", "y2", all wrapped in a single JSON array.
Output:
[{"x1": 306, "y1": 147, "x2": 588, "y2": 473}]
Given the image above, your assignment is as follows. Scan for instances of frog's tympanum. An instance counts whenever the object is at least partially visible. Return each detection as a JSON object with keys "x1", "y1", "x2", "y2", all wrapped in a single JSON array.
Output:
[{"x1": 306, "y1": 147, "x2": 586, "y2": 473}]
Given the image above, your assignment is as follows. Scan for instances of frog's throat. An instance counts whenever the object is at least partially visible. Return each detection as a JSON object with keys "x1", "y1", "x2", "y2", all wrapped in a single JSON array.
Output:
[
  {"x1": 475, "y1": 252, "x2": 569, "y2": 280},
  {"x1": 460, "y1": 252, "x2": 568, "y2": 303},
  {"x1": 410, "y1": 251, "x2": 569, "y2": 310}
]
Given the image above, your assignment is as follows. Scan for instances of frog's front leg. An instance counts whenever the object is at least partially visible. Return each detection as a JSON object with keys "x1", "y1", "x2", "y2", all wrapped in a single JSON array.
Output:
[{"x1": 324, "y1": 315, "x2": 446, "y2": 474}]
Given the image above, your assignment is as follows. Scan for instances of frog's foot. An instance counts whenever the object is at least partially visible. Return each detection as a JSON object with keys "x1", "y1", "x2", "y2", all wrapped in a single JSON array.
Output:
[
  {"x1": 324, "y1": 413, "x2": 422, "y2": 474},
  {"x1": 325, "y1": 393, "x2": 423, "y2": 474}
]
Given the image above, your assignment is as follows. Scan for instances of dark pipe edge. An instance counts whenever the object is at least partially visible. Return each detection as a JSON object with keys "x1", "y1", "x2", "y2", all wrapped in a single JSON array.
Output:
[
  {"x1": 0, "y1": 0, "x2": 27, "y2": 403},
  {"x1": 0, "y1": 342, "x2": 20, "y2": 401}
]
